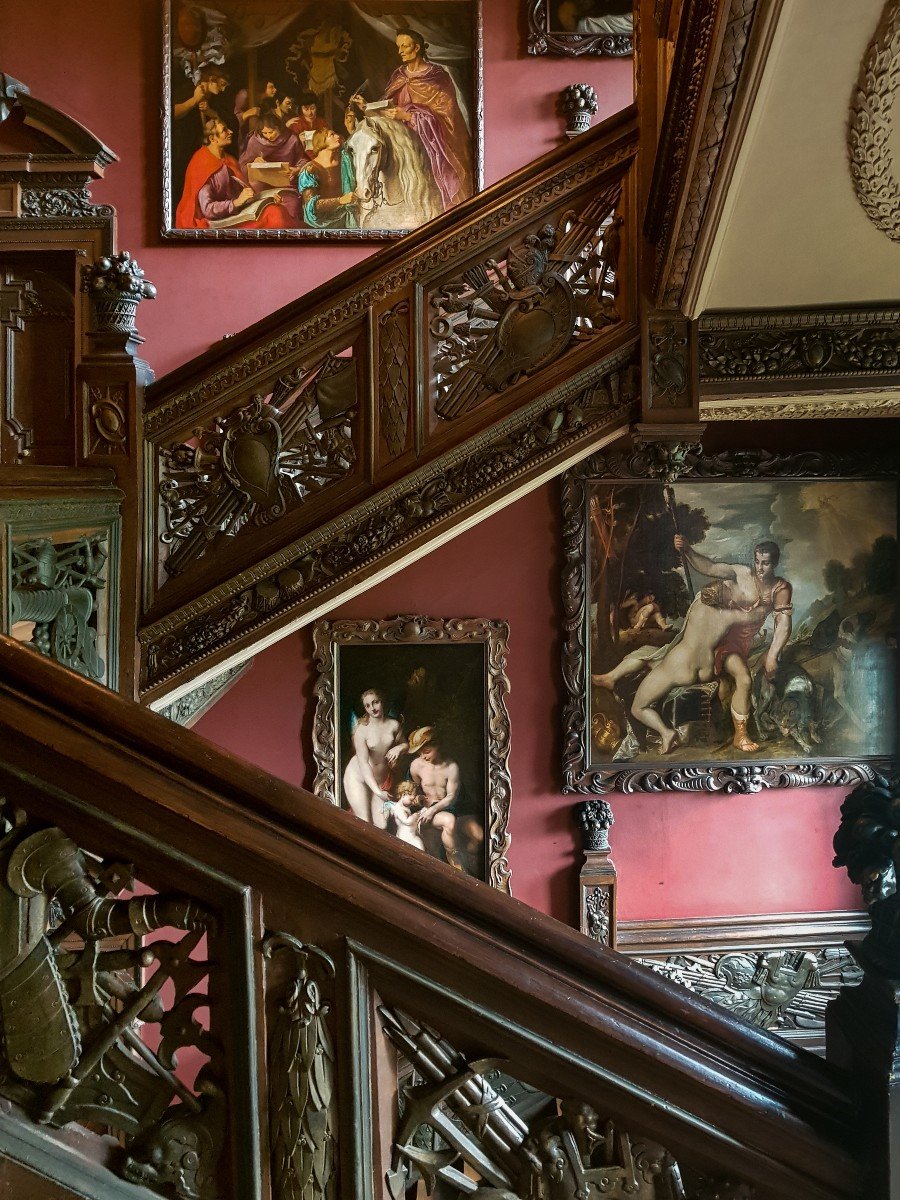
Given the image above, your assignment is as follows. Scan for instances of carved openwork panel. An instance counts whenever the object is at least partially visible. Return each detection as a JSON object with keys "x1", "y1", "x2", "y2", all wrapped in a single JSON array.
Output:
[
  {"x1": 2, "y1": 501, "x2": 120, "y2": 687},
  {"x1": 0, "y1": 797, "x2": 240, "y2": 1200},
  {"x1": 375, "y1": 1005, "x2": 752, "y2": 1199},
  {"x1": 0, "y1": 253, "x2": 77, "y2": 465},
  {"x1": 157, "y1": 345, "x2": 361, "y2": 580},
  {"x1": 428, "y1": 183, "x2": 623, "y2": 421}
]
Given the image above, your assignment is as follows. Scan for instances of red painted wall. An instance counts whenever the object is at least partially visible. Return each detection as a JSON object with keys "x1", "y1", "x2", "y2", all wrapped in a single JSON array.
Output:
[
  {"x1": 6, "y1": 4, "x2": 859, "y2": 929},
  {"x1": 3, "y1": 0, "x2": 633, "y2": 377},
  {"x1": 195, "y1": 483, "x2": 862, "y2": 926}
]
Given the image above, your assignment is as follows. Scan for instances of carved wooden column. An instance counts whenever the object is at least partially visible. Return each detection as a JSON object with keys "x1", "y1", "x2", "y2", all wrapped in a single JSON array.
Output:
[
  {"x1": 78, "y1": 252, "x2": 155, "y2": 700},
  {"x1": 829, "y1": 776, "x2": 900, "y2": 1199},
  {"x1": 576, "y1": 799, "x2": 618, "y2": 949}
]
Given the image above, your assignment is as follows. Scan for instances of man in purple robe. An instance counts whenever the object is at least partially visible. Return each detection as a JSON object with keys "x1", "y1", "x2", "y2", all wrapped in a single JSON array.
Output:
[
  {"x1": 239, "y1": 112, "x2": 305, "y2": 224},
  {"x1": 352, "y1": 28, "x2": 473, "y2": 212}
]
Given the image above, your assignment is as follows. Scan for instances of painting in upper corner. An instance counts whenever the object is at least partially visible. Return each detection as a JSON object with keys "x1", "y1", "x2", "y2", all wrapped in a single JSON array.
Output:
[
  {"x1": 163, "y1": 1, "x2": 483, "y2": 240},
  {"x1": 312, "y1": 616, "x2": 511, "y2": 890},
  {"x1": 561, "y1": 446, "x2": 899, "y2": 794},
  {"x1": 527, "y1": 0, "x2": 633, "y2": 56}
]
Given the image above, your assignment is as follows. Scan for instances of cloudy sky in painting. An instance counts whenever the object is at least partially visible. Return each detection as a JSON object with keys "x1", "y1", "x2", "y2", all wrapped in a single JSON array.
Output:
[{"x1": 671, "y1": 480, "x2": 897, "y2": 623}]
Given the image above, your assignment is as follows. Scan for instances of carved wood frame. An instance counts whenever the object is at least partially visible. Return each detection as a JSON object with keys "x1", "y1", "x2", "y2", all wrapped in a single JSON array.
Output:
[
  {"x1": 561, "y1": 443, "x2": 899, "y2": 794},
  {"x1": 525, "y1": 0, "x2": 634, "y2": 56},
  {"x1": 312, "y1": 614, "x2": 512, "y2": 890},
  {"x1": 161, "y1": 0, "x2": 485, "y2": 241}
]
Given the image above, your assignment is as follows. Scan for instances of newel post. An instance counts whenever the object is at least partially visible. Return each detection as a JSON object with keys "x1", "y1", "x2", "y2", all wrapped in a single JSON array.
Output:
[
  {"x1": 829, "y1": 775, "x2": 900, "y2": 1198},
  {"x1": 576, "y1": 799, "x2": 618, "y2": 948},
  {"x1": 78, "y1": 251, "x2": 155, "y2": 700}
]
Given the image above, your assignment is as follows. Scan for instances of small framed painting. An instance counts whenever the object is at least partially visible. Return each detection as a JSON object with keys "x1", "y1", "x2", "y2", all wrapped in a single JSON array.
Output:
[
  {"x1": 312, "y1": 615, "x2": 511, "y2": 889},
  {"x1": 163, "y1": 1, "x2": 483, "y2": 239},
  {"x1": 561, "y1": 444, "x2": 899, "y2": 793},
  {"x1": 526, "y1": 1, "x2": 634, "y2": 57}
]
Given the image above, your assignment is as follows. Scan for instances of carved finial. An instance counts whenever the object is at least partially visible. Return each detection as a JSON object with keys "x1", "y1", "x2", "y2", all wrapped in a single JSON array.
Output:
[
  {"x1": 833, "y1": 773, "x2": 900, "y2": 975},
  {"x1": 560, "y1": 83, "x2": 599, "y2": 138},
  {"x1": 577, "y1": 799, "x2": 614, "y2": 851},
  {"x1": 82, "y1": 250, "x2": 156, "y2": 337}
]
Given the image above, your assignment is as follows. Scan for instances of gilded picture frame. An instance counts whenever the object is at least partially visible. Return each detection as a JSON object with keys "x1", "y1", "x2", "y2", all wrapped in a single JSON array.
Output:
[
  {"x1": 312, "y1": 615, "x2": 512, "y2": 889},
  {"x1": 163, "y1": 0, "x2": 484, "y2": 240},
  {"x1": 561, "y1": 444, "x2": 899, "y2": 794},
  {"x1": 526, "y1": 0, "x2": 634, "y2": 57}
]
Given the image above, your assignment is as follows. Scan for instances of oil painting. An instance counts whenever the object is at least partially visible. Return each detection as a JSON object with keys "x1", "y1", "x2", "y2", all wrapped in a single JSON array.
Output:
[
  {"x1": 527, "y1": 0, "x2": 633, "y2": 56},
  {"x1": 312, "y1": 616, "x2": 511, "y2": 889},
  {"x1": 562, "y1": 449, "x2": 899, "y2": 793},
  {"x1": 164, "y1": 1, "x2": 483, "y2": 239}
]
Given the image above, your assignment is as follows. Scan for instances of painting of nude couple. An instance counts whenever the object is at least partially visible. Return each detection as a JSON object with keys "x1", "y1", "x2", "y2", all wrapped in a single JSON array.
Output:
[
  {"x1": 164, "y1": 1, "x2": 481, "y2": 239},
  {"x1": 564, "y1": 468, "x2": 898, "y2": 791},
  {"x1": 312, "y1": 617, "x2": 511, "y2": 889}
]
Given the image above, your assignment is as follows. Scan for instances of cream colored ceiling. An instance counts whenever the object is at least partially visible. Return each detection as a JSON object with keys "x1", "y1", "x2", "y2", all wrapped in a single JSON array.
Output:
[{"x1": 692, "y1": 0, "x2": 900, "y2": 315}]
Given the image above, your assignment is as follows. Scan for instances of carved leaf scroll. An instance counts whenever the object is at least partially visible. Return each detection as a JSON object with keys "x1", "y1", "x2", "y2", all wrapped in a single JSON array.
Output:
[
  {"x1": 159, "y1": 352, "x2": 358, "y2": 576},
  {"x1": 429, "y1": 185, "x2": 622, "y2": 420}
]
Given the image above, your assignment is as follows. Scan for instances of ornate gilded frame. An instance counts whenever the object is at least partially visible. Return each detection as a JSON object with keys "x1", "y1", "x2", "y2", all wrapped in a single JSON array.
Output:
[
  {"x1": 162, "y1": 0, "x2": 485, "y2": 241},
  {"x1": 526, "y1": 1, "x2": 633, "y2": 57},
  {"x1": 561, "y1": 444, "x2": 899, "y2": 794},
  {"x1": 312, "y1": 615, "x2": 512, "y2": 890}
]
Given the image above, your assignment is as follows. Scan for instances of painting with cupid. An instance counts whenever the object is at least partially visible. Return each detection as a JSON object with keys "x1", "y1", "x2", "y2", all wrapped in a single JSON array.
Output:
[
  {"x1": 164, "y1": 1, "x2": 483, "y2": 239},
  {"x1": 562, "y1": 453, "x2": 899, "y2": 793},
  {"x1": 312, "y1": 616, "x2": 512, "y2": 890}
]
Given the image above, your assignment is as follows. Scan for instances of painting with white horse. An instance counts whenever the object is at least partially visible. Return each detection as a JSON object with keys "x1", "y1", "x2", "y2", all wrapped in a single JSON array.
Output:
[
  {"x1": 164, "y1": 1, "x2": 483, "y2": 240},
  {"x1": 346, "y1": 115, "x2": 442, "y2": 232}
]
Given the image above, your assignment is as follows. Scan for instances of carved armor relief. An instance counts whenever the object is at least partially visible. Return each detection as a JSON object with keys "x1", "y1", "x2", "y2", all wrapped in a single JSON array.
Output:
[
  {"x1": 0, "y1": 801, "x2": 234, "y2": 1200},
  {"x1": 377, "y1": 1006, "x2": 752, "y2": 1200},
  {"x1": 427, "y1": 185, "x2": 623, "y2": 422},
  {"x1": 158, "y1": 347, "x2": 360, "y2": 580}
]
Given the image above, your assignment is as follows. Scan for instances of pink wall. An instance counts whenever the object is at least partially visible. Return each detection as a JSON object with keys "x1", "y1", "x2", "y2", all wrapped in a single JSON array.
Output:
[
  {"x1": 195, "y1": 483, "x2": 862, "y2": 926},
  {"x1": 3, "y1": 0, "x2": 633, "y2": 377}
]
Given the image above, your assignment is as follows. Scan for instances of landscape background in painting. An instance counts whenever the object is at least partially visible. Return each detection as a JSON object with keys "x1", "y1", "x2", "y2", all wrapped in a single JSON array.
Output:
[
  {"x1": 588, "y1": 479, "x2": 898, "y2": 767},
  {"x1": 166, "y1": 1, "x2": 481, "y2": 238},
  {"x1": 338, "y1": 641, "x2": 487, "y2": 876}
]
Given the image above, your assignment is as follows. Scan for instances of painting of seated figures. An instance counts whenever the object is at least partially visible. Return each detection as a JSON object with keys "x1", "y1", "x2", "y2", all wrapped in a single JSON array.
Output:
[{"x1": 165, "y1": 1, "x2": 482, "y2": 239}]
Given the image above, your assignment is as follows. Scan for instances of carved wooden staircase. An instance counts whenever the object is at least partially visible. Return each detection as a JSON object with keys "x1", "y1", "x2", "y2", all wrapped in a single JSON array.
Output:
[
  {"x1": 137, "y1": 108, "x2": 640, "y2": 708},
  {"x1": 0, "y1": 636, "x2": 869, "y2": 1200}
]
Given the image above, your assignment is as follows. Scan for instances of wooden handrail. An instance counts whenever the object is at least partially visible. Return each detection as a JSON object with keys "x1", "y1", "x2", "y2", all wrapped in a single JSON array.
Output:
[
  {"x1": 0, "y1": 636, "x2": 861, "y2": 1199},
  {"x1": 136, "y1": 107, "x2": 641, "y2": 704}
]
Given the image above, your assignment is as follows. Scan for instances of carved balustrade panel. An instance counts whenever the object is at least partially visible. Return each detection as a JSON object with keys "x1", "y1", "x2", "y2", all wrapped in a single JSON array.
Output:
[
  {"x1": 151, "y1": 333, "x2": 365, "y2": 602},
  {"x1": 140, "y1": 115, "x2": 638, "y2": 654},
  {"x1": 1, "y1": 497, "x2": 120, "y2": 687},
  {"x1": 0, "y1": 792, "x2": 259, "y2": 1200}
]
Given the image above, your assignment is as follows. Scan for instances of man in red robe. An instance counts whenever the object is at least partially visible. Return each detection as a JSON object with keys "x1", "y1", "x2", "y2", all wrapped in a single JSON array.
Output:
[{"x1": 175, "y1": 119, "x2": 295, "y2": 230}]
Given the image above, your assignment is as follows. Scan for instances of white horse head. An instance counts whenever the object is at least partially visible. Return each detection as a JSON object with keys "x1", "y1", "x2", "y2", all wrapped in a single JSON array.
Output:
[{"x1": 346, "y1": 115, "x2": 442, "y2": 232}]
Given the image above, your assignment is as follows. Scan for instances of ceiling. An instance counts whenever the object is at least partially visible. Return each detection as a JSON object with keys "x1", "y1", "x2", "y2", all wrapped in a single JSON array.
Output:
[{"x1": 692, "y1": 0, "x2": 900, "y2": 314}]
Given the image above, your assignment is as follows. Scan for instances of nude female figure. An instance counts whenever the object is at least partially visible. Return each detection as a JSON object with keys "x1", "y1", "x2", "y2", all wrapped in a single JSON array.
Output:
[{"x1": 342, "y1": 688, "x2": 408, "y2": 828}]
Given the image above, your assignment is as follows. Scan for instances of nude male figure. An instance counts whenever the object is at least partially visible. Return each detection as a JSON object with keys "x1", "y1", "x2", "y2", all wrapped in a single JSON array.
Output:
[
  {"x1": 594, "y1": 538, "x2": 792, "y2": 754},
  {"x1": 408, "y1": 727, "x2": 464, "y2": 870}
]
